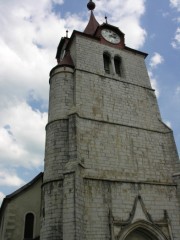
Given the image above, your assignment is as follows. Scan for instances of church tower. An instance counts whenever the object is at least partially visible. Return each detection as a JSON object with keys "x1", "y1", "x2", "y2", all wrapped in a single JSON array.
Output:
[{"x1": 40, "y1": 1, "x2": 180, "y2": 239}]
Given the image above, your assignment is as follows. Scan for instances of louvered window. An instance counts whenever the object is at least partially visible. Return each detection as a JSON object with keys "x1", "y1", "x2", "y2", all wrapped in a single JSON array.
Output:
[
  {"x1": 103, "y1": 53, "x2": 111, "y2": 74},
  {"x1": 114, "y1": 56, "x2": 121, "y2": 76}
]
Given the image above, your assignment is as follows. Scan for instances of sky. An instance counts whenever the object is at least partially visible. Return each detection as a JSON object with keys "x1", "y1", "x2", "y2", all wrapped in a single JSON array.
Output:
[{"x1": 0, "y1": 0, "x2": 180, "y2": 205}]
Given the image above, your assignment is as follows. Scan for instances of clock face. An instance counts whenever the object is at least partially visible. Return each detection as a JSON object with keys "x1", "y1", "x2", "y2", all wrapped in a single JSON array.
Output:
[{"x1": 101, "y1": 29, "x2": 120, "y2": 44}]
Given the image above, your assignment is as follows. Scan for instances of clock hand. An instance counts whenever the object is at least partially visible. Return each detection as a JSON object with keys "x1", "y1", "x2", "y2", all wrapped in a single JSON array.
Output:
[{"x1": 109, "y1": 34, "x2": 116, "y2": 38}]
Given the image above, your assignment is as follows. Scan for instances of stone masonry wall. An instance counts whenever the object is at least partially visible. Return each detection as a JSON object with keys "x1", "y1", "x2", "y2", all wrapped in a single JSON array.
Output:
[
  {"x1": 62, "y1": 173, "x2": 75, "y2": 240},
  {"x1": 71, "y1": 33, "x2": 179, "y2": 182},
  {"x1": 44, "y1": 120, "x2": 68, "y2": 181},
  {"x1": 76, "y1": 116, "x2": 177, "y2": 183},
  {"x1": 42, "y1": 63, "x2": 77, "y2": 240},
  {"x1": 48, "y1": 67, "x2": 74, "y2": 122},
  {"x1": 75, "y1": 70, "x2": 165, "y2": 132},
  {"x1": 83, "y1": 179, "x2": 180, "y2": 240},
  {"x1": 41, "y1": 32, "x2": 180, "y2": 240},
  {"x1": 74, "y1": 35, "x2": 151, "y2": 89},
  {"x1": 69, "y1": 34, "x2": 180, "y2": 239},
  {"x1": 41, "y1": 180, "x2": 63, "y2": 240}
]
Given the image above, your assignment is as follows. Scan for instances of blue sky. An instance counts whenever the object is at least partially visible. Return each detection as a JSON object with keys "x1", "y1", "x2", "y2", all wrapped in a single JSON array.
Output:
[{"x1": 0, "y1": 0, "x2": 180, "y2": 204}]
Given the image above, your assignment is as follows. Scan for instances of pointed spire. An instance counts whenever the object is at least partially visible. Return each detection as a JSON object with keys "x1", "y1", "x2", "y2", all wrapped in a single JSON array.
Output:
[{"x1": 84, "y1": 1, "x2": 99, "y2": 35}]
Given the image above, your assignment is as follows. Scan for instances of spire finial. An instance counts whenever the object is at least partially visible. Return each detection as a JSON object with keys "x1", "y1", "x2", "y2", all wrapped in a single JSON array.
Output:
[
  {"x1": 66, "y1": 30, "x2": 68, "y2": 38},
  {"x1": 87, "y1": 0, "x2": 96, "y2": 11},
  {"x1": 105, "y1": 15, "x2": 108, "y2": 24}
]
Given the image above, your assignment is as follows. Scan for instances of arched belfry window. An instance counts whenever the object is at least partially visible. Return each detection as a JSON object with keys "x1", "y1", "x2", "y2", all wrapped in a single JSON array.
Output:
[
  {"x1": 114, "y1": 55, "x2": 121, "y2": 76},
  {"x1": 24, "y1": 213, "x2": 34, "y2": 239},
  {"x1": 103, "y1": 52, "x2": 111, "y2": 74}
]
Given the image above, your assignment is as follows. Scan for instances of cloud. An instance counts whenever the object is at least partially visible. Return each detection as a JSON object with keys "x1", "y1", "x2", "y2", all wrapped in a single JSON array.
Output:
[
  {"x1": 0, "y1": 168, "x2": 25, "y2": 206},
  {"x1": 0, "y1": 0, "x2": 147, "y2": 107},
  {"x1": 162, "y1": 12, "x2": 170, "y2": 18},
  {"x1": 0, "y1": 170, "x2": 25, "y2": 187},
  {"x1": 0, "y1": 0, "x2": 66, "y2": 190},
  {"x1": 149, "y1": 52, "x2": 164, "y2": 69},
  {"x1": 0, "y1": 101, "x2": 47, "y2": 169},
  {"x1": 148, "y1": 53, "x2": 163, "y2": 98},
  {"x1": 164, "y1": 120, "x2": 172, "y2": 128},
  {"x1": 148, "y1": 71, "x2": 160, "y2": 97},
  {"x1": 95, "y1": 0, "x2": 147, "y2": 49},
  {"x1": 176, "y1": 86, "x2": 180, "y2": 94},
  {"x1": 53, "y1": 0, "x2": 64, "y2": 4},
  {"x1": 170, "y1": 0, "x2": 180, "y2": 11},
  {"x1": 172, "y1": 27, "x2": 180, "y2": 49},
  {"x1": 0, "y1": 4, "x2": 65, "y2": 104},
  {"x1": 170, "y1": 1, "x2": 180, "y2": 48},
  {"x1": 0, "y1": 0, "x2": 147, "y2": 195},
  {"x1": 148, "y1": 53, "x2": 164, "y2": 97}
]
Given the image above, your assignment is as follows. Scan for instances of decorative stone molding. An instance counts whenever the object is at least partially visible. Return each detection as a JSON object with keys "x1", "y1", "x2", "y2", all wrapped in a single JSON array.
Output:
[{"x1": 109, "y1": 195, "x2": 173, "y2": 240}]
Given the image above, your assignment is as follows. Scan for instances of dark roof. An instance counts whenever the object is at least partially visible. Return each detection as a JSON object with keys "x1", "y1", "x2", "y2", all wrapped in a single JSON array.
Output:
[
  {"x1": 84, "y1": 11, "x2": 100, "y2": 35},
  {"x1": 50, "y1": 51, "x2": 75, "y2": 77},
  {"x1": 0, "y1": 172, "x2": 43, "y2": 226},
  {"x1": 6, "y1": 172, "x2": 43, "y2": 199},
  {"x1": 59, "y1": 51, "x2": 74, "y2": 68},
  {"x1": 100, "y1": 22, "x2": 125, "y2": 36},
  {"x1": 56, "y1": 37, "x2": 69, "y2": 61}
]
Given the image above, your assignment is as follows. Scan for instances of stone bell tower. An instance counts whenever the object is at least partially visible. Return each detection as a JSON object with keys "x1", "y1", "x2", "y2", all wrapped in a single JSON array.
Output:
[{"x1": 40, "y1": 1, "x2": 180, "y2": 239}]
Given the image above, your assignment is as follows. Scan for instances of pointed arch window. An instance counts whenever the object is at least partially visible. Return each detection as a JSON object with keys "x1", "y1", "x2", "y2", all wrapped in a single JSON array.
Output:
[
  {"x1": 103, "y1": 52, "x2": 111, "y2": 74},
  {"x1": 125, "y1": 229, "x2": 156, "y2": 240},
  {"x1": 114, "y1": 55, "x2": 121, "y2": 76},
  {"x1": 24, "y1": 213, "x2": 34, "y2": 240},
  {"x1": 119, "y1": 221, "x2": 167, "y2": 240}
]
